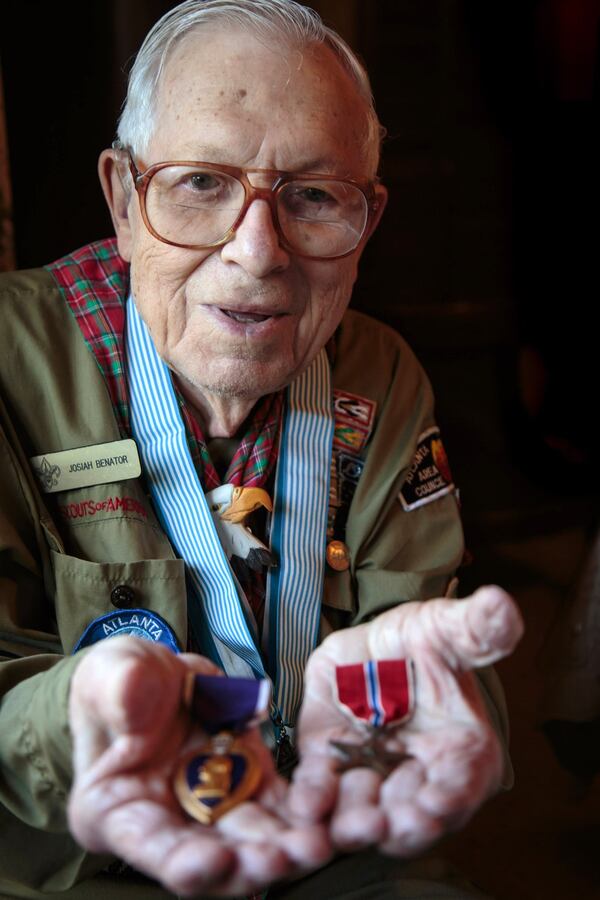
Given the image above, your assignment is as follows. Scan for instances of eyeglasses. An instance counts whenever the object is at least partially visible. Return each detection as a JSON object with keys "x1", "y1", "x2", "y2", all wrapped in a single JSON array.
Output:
[{"x1": 119, "y1": 147, "x2": 381, "y2": 260}]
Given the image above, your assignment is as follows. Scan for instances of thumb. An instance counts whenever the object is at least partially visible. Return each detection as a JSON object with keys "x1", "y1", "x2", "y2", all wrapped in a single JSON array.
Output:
[
  {"x1": 71, "y1": 637, "x2": 183, "y2": 733},
  {"x1": 70, "y1": 637, "x2": 186, "y2": 774},
  {"x1": 368, "y1": 586, "x2": 524, "y2": 671}
]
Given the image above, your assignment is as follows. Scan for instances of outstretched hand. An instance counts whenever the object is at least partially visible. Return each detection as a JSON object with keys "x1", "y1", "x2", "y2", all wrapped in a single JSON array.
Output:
[
  {"x1": 68, "y1": 637, "x2": 330, "y2": 897},
  {"x1": 289, "y1": 586, "x2": 523, "y2": 857}
]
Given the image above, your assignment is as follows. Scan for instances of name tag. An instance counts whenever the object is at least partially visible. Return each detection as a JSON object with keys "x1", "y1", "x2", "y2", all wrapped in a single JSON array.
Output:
[{"x1": 30, "y1": 439, "x2": 141, "y2": 493}]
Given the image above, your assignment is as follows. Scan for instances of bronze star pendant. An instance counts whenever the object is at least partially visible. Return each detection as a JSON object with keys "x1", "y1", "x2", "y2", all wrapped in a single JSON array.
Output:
[{"x1": 330, "y1": 731, "x2": 413, "y2": 777}]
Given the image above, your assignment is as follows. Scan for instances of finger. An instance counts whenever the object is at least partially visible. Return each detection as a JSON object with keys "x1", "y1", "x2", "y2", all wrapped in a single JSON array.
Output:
[
  {"x1": 288, "y1": 753, "x2": 339, "y2": 822},
  {"x1": 368, "y1": 586, "x2": 524, "y2": 671},
  {"x1": 275, "y1": 823, "x2": 333, "y2": 870},
  {"x1": 330, "y1": 768, "x2": 387, "y2": 850},
  {"x1": 69, "y1": 789, "x2": 235, "y2": 892},
  {"x1": 146, "y1": 832, "x2": 237, "y2": 897},
  {"x1": 259, "y1": 770, "x2": 335, "y2": 867},
  {"x1": 143, "y1": 830, "x2": 290, "y2": 898},
  {"x1": 217, "y1": 803, "x2": 332, "y2": 870},
  {"x1": 175, "y1": 833, "x2": 324, "y2": 897},
  {"x1": 379, "y1": 770, "x2": 444, "y2": 857},
  {"x1": 453, "y1": 586, "x2": 524, "y2": 665},
  {"x1": 227, "y1": 842, "x2": 291, "y2": 893},
  {"x1": 71, "y1": 786, "x2": 295, "y2": 898},
  {"x1": 379, "y1": 800, "x2": 444, "y2": 857},
  {"x1": 379, "y1": 757, "x2": 426, "y2": 803},
  {"x1": 217, "y1": 801, "x2": 293, "y2": 842}
]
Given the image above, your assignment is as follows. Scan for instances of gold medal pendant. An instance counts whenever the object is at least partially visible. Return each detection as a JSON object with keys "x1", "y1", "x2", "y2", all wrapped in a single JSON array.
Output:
[{"x1": 174, "y1": 731, "x2": 262, "y2": 825}]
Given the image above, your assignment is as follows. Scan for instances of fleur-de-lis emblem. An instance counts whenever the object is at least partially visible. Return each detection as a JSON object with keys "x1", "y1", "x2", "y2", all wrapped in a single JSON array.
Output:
[{"x1": 34, "y1": 457, "x2": 61, "y2": 490}]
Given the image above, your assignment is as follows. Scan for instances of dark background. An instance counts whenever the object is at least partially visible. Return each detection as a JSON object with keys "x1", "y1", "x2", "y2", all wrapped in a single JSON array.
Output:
[{"x1": 1, "y1": 4, "x2": 600, "y2": 896}]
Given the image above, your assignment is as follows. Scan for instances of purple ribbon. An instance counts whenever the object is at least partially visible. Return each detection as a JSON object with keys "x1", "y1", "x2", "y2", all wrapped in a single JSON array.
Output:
[{"x1": 189, "y1": 674, "x2": 270, "y2": 735}]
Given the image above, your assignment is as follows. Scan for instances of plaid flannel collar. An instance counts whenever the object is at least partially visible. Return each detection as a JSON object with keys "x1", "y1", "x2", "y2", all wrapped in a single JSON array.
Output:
[{"x1": 46, "y1": 239, "x2": 282, "y2": 490}]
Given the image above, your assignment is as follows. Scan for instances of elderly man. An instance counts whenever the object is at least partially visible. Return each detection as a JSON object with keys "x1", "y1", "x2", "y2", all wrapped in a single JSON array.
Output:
[{"x1": 0, "y1": 1, "x2": 522, "y2": 898}]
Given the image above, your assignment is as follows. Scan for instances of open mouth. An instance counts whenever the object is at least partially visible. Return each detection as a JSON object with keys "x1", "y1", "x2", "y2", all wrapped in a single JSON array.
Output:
[{"x1": 221, "y1": 309, "x2": 274, "y2": 324}]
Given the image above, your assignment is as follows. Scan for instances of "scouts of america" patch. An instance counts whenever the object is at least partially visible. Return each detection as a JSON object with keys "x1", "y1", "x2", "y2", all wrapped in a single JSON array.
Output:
[{"x1": 398, "y1": 426, "x2": 455, "y2": 511}]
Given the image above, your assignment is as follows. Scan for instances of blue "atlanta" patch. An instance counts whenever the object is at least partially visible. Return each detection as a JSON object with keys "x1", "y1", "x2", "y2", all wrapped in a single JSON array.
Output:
[{"x1": 72, "y1": 608, "x2": 181, "y2": 653}]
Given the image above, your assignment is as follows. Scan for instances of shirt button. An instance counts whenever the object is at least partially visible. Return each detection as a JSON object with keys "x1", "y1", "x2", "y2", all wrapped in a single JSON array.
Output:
[{"x1": 111, "y1": 584, "x2": 136, "y2": 608}]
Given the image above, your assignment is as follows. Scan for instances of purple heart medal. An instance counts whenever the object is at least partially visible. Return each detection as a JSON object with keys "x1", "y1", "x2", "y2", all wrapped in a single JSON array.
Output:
[
  {"x1": 330, "y1": 659, "x2": 416, "y2": 776},
  {"x1": 174, "y1": 674, "x2": 270, "y2": 824}
]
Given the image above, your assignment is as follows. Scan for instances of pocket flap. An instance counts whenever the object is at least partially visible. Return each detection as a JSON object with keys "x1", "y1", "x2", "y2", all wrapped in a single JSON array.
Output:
[{"x1": 51, "y1": 551, "x2": 186, "y2": 654}]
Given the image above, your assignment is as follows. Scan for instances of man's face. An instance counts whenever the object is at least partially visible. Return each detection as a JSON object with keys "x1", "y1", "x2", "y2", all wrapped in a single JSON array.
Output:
[{"x1": 118, "y1": 28, "x2": 383, "y2": 405}]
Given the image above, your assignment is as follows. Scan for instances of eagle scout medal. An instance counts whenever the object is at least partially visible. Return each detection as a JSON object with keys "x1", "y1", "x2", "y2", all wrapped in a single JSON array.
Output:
[
  {"x1": 330, "y1": 659, "x2": 415, "y2": 776},
  {"x1": 174, "y1": 673, "x2": 270, "y2": 824}
]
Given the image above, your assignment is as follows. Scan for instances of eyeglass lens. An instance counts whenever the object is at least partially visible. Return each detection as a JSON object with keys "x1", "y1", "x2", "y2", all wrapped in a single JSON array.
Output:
[{"x1": 144, "y1": 165, "x2": 368, "y2": 257}]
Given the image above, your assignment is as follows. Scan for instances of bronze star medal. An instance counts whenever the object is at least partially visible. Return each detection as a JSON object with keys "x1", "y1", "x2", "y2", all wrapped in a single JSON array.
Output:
[
  {"x1": 330, "y1": 732, "x2": 413, "y2": 776},
  {"x1": 331, "y1": 659, "x2": 415, "y2": 776}
]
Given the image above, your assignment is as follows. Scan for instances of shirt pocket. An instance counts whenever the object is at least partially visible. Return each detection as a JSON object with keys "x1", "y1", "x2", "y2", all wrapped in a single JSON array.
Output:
[{"x1": 50, "y1": 550, "x2": 187, "y2": 654}]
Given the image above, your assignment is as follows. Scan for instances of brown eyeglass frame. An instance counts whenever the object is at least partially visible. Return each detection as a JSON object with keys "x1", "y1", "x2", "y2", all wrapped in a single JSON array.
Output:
[{"x1": 119, "y1": 147, "x2": 382, "y2": 260}]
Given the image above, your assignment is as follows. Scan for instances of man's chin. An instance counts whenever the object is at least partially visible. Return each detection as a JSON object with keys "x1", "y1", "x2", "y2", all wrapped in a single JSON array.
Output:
[{"x1": 186, "y1": 362, "x2": 293, "y2": 401}]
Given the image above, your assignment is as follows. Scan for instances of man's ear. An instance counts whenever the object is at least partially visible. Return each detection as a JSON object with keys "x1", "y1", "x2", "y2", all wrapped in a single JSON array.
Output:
[
  {"x1": 367, "y1": 183, "x2": 388, "y2": 240},
  {"x1": 98, "y1": 149, "x2": 133, "y2": 261}
]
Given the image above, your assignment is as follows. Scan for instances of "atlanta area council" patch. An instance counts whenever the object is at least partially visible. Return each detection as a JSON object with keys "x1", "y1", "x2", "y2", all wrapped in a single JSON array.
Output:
[{"x1": 398, "y1": 427, "x2": 455, "y2": 512}]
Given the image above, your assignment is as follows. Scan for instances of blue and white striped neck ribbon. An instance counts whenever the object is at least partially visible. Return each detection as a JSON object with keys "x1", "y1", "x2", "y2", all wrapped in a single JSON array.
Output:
[{"x1": 126, "y1": 296, "x2": 333, "y2": 725}]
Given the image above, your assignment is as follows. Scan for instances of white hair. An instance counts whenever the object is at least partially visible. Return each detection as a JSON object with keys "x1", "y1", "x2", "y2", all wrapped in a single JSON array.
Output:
[{"x1": 117, "y1": 0, "x2": 383, "y2": 174}]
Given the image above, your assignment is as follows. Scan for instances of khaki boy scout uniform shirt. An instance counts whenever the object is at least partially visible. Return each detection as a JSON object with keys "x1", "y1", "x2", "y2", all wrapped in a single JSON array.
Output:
[{"x1": 0, "y1": 265, "x2": 509, "y2": 897}]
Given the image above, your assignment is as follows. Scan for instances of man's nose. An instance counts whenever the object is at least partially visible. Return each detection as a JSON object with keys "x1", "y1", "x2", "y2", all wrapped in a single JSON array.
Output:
[{"x1": 220, "y1": 199, "x2": 290, "y2": 277}]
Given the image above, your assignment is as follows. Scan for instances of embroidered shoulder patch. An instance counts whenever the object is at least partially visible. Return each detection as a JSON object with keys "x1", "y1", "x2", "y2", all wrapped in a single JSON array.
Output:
[{"x1": 398, "y1": 427, "x2": 455, "y2": 511}]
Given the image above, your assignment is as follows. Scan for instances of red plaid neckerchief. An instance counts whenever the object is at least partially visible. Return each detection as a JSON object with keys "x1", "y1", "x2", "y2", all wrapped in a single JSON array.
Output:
[
  {"x1": 47, "y1": 239, "x2": 130, "y2": 435},
  {"x1": 178, "y1": 391, "x2": 282, "y2": 491},
  {"x1": 46, "y1": 239, "x2": 283, "y2": 490}
]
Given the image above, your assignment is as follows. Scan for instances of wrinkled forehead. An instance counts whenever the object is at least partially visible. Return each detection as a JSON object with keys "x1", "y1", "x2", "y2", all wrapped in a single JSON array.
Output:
[{"x1": 148, "y1": 26, "x2": 373, "y2": 176}]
